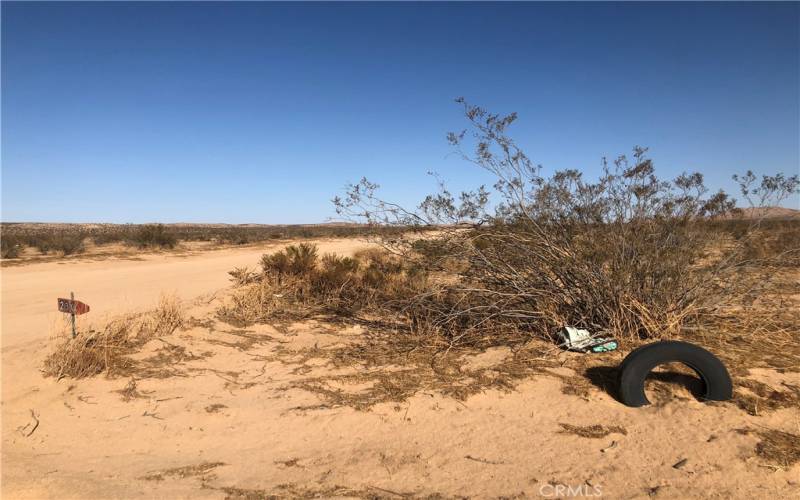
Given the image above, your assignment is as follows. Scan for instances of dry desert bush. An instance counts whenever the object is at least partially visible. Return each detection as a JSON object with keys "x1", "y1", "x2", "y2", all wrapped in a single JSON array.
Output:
[
  {"x1": 330, "y1": 99, "x2": 799, "y2": 349},
  {"x1": 43, "y1": 294, "x2": 185, "y2": 379},
  {"x1": 218, "y1": 243, "x2": 428, "y2": 325}
]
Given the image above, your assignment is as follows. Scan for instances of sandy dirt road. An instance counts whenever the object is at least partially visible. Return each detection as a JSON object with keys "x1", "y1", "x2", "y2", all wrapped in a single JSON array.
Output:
[{"x1": 0, "y1": 238, "x2": 371, "y2": 350}]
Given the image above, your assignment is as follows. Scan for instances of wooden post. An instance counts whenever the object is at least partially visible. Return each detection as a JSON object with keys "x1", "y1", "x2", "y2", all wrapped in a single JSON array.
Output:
[{"x1": 70, "y1": 291, "x2": 77, "y2": 339}]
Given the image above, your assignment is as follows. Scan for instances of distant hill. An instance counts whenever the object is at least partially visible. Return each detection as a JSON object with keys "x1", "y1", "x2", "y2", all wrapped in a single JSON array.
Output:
[{"x1": 724, "y1": 206, "x2": 800, "y2": 219}]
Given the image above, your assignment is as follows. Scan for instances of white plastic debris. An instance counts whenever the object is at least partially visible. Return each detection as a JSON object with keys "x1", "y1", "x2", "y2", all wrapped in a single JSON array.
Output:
[{"x1": 558, "y1": 326, "x2": 618, "y2": 353}]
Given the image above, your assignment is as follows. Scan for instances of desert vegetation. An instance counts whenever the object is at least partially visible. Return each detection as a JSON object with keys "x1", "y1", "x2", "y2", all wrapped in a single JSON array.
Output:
[
  {"x1": 219, "y1": 243, "x2": 429, "y2": 326},
  {"x1": 0, "y1": 222, "x2": 410, "y2": 262},
  {"x1": 216, "y1": 100, "x2": 800, "y2": 360},
  {"x1": 319, "y1": 99, "x2": 800, "y2": 351},
  {"x1": 209, "y1": 100, "x2": 800, "y2": 374}
]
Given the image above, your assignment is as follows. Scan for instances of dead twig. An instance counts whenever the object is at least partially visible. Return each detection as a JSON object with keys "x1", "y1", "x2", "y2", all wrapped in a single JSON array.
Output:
[
  {"x1": 16, "y1": 409, "x2": 40, "y2": 437},
  {"x1": 464, "y1": 454, "x2": 504, "y2": 465}
]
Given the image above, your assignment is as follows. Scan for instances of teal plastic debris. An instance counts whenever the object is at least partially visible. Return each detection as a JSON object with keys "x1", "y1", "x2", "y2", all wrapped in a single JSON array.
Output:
[{"x1": 558, "y1": 326, "x2": 618, "y2": 353}]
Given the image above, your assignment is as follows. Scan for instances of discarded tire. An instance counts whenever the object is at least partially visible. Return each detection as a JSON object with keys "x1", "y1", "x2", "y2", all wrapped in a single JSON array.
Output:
[{"x1": 618, "y1": 340, "x2": 732, "y2": 407}]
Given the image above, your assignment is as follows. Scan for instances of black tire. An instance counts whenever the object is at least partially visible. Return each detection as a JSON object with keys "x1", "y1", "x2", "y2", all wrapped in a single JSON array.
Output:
[{"x1": 618, "y1": 340, "x2": 732, "y2": 407}]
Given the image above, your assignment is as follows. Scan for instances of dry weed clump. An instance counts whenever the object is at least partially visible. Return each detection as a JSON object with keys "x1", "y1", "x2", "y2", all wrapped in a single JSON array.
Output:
[{"x1": 43, "y1": 294, "x2": 185, "y2": 379}]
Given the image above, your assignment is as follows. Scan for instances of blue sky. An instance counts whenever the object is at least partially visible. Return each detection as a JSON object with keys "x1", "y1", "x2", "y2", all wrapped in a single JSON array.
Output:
[{"x1": 2, "y1": 2, "x2": 798, "y2": 223}]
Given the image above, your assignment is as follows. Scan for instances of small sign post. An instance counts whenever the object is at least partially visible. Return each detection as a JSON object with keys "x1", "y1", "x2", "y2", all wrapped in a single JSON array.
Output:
[{"x1": 57, "y1": 293, "x2": 90, "y2": 339}]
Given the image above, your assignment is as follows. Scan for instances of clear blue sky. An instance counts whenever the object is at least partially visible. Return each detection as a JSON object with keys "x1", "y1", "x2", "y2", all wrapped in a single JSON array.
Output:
[{"x1": 2, "y1": 1, "x2": 798, "y2": 223}]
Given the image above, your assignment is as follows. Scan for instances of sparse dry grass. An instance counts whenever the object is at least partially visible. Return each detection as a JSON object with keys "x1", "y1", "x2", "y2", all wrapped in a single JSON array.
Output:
[
  {"x1": 141, "y1": 461, "x2": 226, "y2": 481},
  {"x1": 754, "y1": 429, "x2": 800, "y2": 468},
  {"x1": 732, "y1": 378, "x2": 800, "y2": 416},
  {"x1": 265, "y1": 331, "x2": 558, "y2": 411},
  {"x1": 558, "y1": 423, "x2": 628, "y2": 439},
  {"x1": 217, "y1": 483, "x2": 414, "y2": 500}
]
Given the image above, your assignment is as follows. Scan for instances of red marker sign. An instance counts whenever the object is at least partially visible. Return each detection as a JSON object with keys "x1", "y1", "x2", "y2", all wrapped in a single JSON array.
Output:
[
  {"x1": 58, "y1": 298, "x2": 90, "y2": 315},
  {"x1": 58, "y1": 293, "x2": 89, "y2": 338}
]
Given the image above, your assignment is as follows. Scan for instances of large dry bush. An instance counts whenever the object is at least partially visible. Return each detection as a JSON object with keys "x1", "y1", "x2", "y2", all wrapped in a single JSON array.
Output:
[
  {"x1": 333, "y1": 99, "x2": 799, "y2": 348},
  {"x1": 43, "y1": 294, "x2": 184, "y2": 379}
]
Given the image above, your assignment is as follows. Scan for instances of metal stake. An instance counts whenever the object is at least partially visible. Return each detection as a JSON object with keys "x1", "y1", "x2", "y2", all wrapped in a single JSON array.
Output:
[{"x1": 70, "y1": 291, "x2": 77, "y2": 339}]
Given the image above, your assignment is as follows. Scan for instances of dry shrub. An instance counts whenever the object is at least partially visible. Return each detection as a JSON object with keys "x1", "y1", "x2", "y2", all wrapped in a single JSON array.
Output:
[
  {"x1": 145, "y1": 294, "x2": 185, "y2": 334},
  {"x1": 218, "y1": 244, "x2": 428, "y2": 325},
  {"x1": 43, "y1": 294, "x2": 184, "y2": 379},
  {"x1": 333, "y1": 98, "x2": 799, "y2": 349}
]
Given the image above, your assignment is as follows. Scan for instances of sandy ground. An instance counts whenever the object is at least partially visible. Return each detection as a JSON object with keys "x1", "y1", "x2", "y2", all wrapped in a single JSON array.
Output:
[
  {"x1": 2, "y1": 238, "x2": 798, "y2": 499},
  {"x1": 0, "y1": 239, "x2": 370, "y2": 349}
]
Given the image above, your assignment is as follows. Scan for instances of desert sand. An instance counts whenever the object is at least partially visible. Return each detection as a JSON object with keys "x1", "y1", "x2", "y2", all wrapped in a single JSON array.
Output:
[{"x1": 2, "y1": 237, "x2": 798, "y2": 499}]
